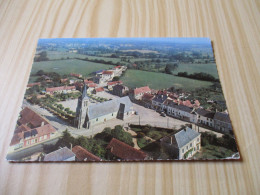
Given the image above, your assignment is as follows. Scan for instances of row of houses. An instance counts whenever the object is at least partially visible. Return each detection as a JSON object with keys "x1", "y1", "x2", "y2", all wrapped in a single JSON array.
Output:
[
  {"x1": 126, "y1": 85, "x2": 232, "y2": 134},
  {"x1": 9, "y1": 107, "x2": 57, "y2": 153}
]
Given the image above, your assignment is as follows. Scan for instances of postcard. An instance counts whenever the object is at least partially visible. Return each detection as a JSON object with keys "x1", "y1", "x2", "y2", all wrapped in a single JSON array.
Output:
[{"x1": 7, "y1": 38, "x2": 240, "y2": 162}]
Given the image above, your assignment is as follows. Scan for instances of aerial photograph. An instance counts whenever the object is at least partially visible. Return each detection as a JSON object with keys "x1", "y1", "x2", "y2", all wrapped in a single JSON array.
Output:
[{"x1": 7, "y1": 38, "x2": 240, "y2": 162}]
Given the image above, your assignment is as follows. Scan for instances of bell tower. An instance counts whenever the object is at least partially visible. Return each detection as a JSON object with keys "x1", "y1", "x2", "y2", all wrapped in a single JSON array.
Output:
[{"x1": 75, "y1": 82, "x2": 89, "y2": 129}]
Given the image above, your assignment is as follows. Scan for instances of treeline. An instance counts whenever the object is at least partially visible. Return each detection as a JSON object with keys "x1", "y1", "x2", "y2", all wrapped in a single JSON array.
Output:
[
  {"x1": 75, "y1": 57, "x2": 122, "y2": 66},
  {"x1": 176, "y1": 72, "x2": 219, "y2": 82},
  {"x1": 34, "y1": 51, "x2": 49, "y2": 62}
]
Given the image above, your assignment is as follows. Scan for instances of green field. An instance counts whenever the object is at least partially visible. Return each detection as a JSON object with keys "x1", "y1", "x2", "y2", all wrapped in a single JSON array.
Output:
[
  {"x1": 120, "y1": 69, "x2": 213, "y2": 90},
  {"x1": 31, "y1": 59, "x2": 114, "y2": 76},
  {"x1": 174, "y1": 63, "x2": 219, "y2": 78}
]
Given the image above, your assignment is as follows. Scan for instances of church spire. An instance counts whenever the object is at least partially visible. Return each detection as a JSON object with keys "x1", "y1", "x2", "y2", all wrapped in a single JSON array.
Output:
[{"x1": 82, "y1": 82, "x2": 87, "y2": 98}]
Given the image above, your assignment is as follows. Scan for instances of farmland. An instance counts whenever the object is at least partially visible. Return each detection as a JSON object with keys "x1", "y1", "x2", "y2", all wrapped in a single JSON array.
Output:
[
  {"x1": 30, "y1": 59, "x2": 114, "y2": 77},
  {"x1": 174, "y1": 63, "x2": 219, "y2": 78},
  {"x1": 120, "y1": 69, "x2": 213, "y2": 90}
]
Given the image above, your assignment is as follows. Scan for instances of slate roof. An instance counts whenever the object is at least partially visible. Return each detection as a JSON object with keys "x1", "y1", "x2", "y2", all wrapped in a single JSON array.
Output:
[
  {"x1": 213, "y1": 112, "x2": 231, "y2": 123},
  {"x1": 44, "y1": 147, "x2": 75, "y2": 161},
  {"x1": 106, "y1": 138, "x2": 147, "y2": 160},
  {"x1": 87, "y1": 96, "x2": 133, "y2": 120},
  {"x1": 18, "y1": 107, "x2": 49, "y2": 128},
  {"x1": 162, "y1": 127, "x2": 200, "y2": 148},
  {"x1": 177, "y1": 105, "x2": 193, "y2": 113},
  {"x1": 72, "y1": 145, "x2": 101, "y2": 161},
  {"x1": 196, "y1": 108, "x2": 215, "y2": 119},
  {"x1": 152, "y1": 95, "x2": 168, "y2": 104}
]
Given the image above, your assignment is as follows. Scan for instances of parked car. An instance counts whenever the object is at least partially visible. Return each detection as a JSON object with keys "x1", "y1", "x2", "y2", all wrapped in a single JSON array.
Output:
[{"x1": 160, "y1": 112, "x2": 166, "y2": 117}]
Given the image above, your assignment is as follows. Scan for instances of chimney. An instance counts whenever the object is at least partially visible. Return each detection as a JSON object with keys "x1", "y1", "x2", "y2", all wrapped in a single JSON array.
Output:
[
  {"x1": 41, "y1": 121, "x2": 45, "y2": 126},
  {"x1": 170, "y1": 136, "x2": 173, "y2": 145},
  {"x1": 70, "y1": 143, "x2": 73, "y2": 150}
]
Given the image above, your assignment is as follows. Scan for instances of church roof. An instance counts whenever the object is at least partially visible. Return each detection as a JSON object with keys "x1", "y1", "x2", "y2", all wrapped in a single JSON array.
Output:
[{"x1": 88, "y1": 96, "x2": 133, "y2": 120}]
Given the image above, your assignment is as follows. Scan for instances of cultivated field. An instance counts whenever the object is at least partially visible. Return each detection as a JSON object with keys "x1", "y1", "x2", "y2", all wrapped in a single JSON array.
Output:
[
  {"x1": 120, "y1": 69, "x2": 213, "y2": 90},
  {"x1": 31, "y1": 59, "x2": 114, "y2": 76},
  {"x1": 175, "y1": 63, "x2": 219, "y2": 78}
]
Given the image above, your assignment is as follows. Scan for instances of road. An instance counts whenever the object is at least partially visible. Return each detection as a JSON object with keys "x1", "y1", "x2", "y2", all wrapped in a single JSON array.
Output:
[{"x1": 6, "y1": 138, "x2": 59, "y2": 161}]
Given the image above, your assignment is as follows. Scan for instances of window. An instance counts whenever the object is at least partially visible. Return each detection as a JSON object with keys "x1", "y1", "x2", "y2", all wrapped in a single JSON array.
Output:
[
  {"x1": 27, "y1": 141, "x2": 30, "y2": 145},
  {"x1": 112, "y1": 113, "x2": 113, "y2": 116},
  {"x1": 44, "y1": 135, "x2": 47, "y2": 139},
  {"x1": 197, "y1": 138, "x2": 200, "y2": 142},
  {"x1": 182, "y1": 149, "x2": 184, "y2": 153},
  {"x1": 186, "y1": 146, "x2": 188, "y2": 150},
  {"x1": 96, "y1": 118, "x2": 98, "y2": 121},
  {"x1": 190, "y1": 143, "x2": 192, "y2": 147}
]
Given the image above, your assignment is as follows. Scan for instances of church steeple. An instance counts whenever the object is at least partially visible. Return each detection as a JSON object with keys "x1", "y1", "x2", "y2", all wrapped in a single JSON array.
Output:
[{"x1": 75, "y1": 79, "x2": 90, "y2": 129}]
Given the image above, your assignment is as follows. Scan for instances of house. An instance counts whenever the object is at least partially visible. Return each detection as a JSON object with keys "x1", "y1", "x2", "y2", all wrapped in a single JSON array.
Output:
[
  {"x1": 130, "y1": 86, "x2": 151, "y2": 100},
  {"x1": 46, "y1": 86, "x2": 76, "y2": 94},
  {"x1": 72, "y1": 145, "x2": 101, "y2": 161},
  {"x1": 9, "y1": 107, "x2": 57, "y2": 152},
  {"x1": 141, "y1": 93, "x2": 154, "y2": 108},
  {"x1": 84, "y1": 79, "x2": 94, "y2": 85},
  {"x1": 60, "y1": 78, "x2": 68, "y2": 83},
  {"x1": 166, "y1": 102, "x2": 197, "y2": 123},
  {"x1": 160, "y1": 127, "x2": 201, "y2": 160},
  {"x1": 213, "y1": 112, "x2": 233, "y2": 133},
  {"x1": 75, "y1": 84, "x2": 134, "y2": 129},
  {"x1": 18, "y1": 107, "x2": 49, "y2": 128},
  {"x1": 41, "y1": 75, "x2": 52, "y2": 82},
  {"x1": 196, "y1": 109, "x2": 215, "y2": 127},
  {"x1": 101, "y1": 70, "x2": 114, "y2": 80},
  {"x1": 44, "y1": 147, "x2": 76, "y2": 161},
  {"x1": 106, "y1": 138, "x2": 148, "y2": 160},
  {"x1": 107, "y1": 81, "x2": 123, "y2": 90},
  {"x1": 112, "y1": 85, "x2": 128, "y2": 97},
  {"x1": 70, "y1": 73, "x2": 82, "y2": 78},
  {"x1": 151, "y1": 94, "x2": 168, "y2": 111},
  {"x1": 113, "y1": 65, "x2": 121, "y2": 71},
  {"x1": 93, "y1": 87, "x2": 104, "y2": 94},
  {"x1": 27, "y1": 82, "x2": 41, "y2": 88}
]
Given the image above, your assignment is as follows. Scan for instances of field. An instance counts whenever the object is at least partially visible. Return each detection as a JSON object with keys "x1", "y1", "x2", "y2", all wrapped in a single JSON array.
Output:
[
  {"x1": 174, "y1": 63, "x2": 219, "y2": 78},
  {"x1": 30, "y1": 59, "x2": 114, "y2": 76},
  {"x1": 120, "y1": 69, "x2": 213, "y2": 90}
]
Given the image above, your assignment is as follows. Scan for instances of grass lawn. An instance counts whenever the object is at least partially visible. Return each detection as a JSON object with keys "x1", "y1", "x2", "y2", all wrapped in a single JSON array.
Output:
[
  {"x1": 192, "y1": 144, "x2": 235, "y2": 160},
  {"x1": 121, "y1": 69, "x2": 213, "y2": 90},
  {"x1": 31, "y1": 59, "x2": 114, "y2": 77},
  {"x1": 174, "y1": 63, "x2": 219, "y2": 78},
  {"x1": 137, "y1": 137, "x2": 151, "y2": 148}
]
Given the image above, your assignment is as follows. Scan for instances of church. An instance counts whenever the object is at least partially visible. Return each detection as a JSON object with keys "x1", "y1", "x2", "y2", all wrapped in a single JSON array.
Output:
[{"x1": 75, "y1": 83, "x2": 135, "y2": 129}]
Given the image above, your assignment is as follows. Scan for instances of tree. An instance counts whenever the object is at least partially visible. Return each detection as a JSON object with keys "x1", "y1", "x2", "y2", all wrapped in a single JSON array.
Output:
[
  {"x1": 112, "y1": 76, "x2": 120, "y2": 81},
  {"x1": 165, "y1": 64, "x2": 172, "y2": 74},
  {"x1": 30, "y1": 94, "x2": 40, "y2": 104}
]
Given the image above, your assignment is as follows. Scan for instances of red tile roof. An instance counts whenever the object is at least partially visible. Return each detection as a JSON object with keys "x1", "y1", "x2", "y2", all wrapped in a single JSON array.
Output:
[
  {"x1": 182, "y1": 100, "x2": 193, "y2": 108},
  {"x1": 106, "y1": 138, "x2": 147, "y2": 160},
  {"x1": 18, "y1": 107, "x2": 49, "y2": 128},
  {"x1": 27, "y1": 82, "x2": 41, "y2": 87},
  {"x1": 114, "y1": 65, "x2": 121, "y2": 69},
  {"x1": 70, "y1": 73, "x2": 82, "y2": 78},
  {"x1": 95, "y1": 87, "x2": 104, "y2": 92},
  {"x1": 134, "y1": 86, "x2": 151, "y2": 95},
  {"x1": 60, "y1": 78, "x2": 68, "y2": 83},
  {"x1": 107, "y1": 81, "x2": 123, "y2": 86},
  {"x1": 14, "y1": 124, "x2": 30, "y2": 133},
  {"x1": 46, "y1": 86, "x2": 76, "y2": 93},
  {"x1": 102, "y1": 70, "x2": 113, "y2": 75},
  {"x1": 142, "y1": 93, "x2": 154, "y2": 101},
  {"x1": 72, "y1": 145, "x2": 101, "y2": 161},
  {"x1": 87, "y1": 83, "x2": 98, "y2": 88},
  {"x1": 84, "y1": 79, "x2": 94, "y2": 84}
]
